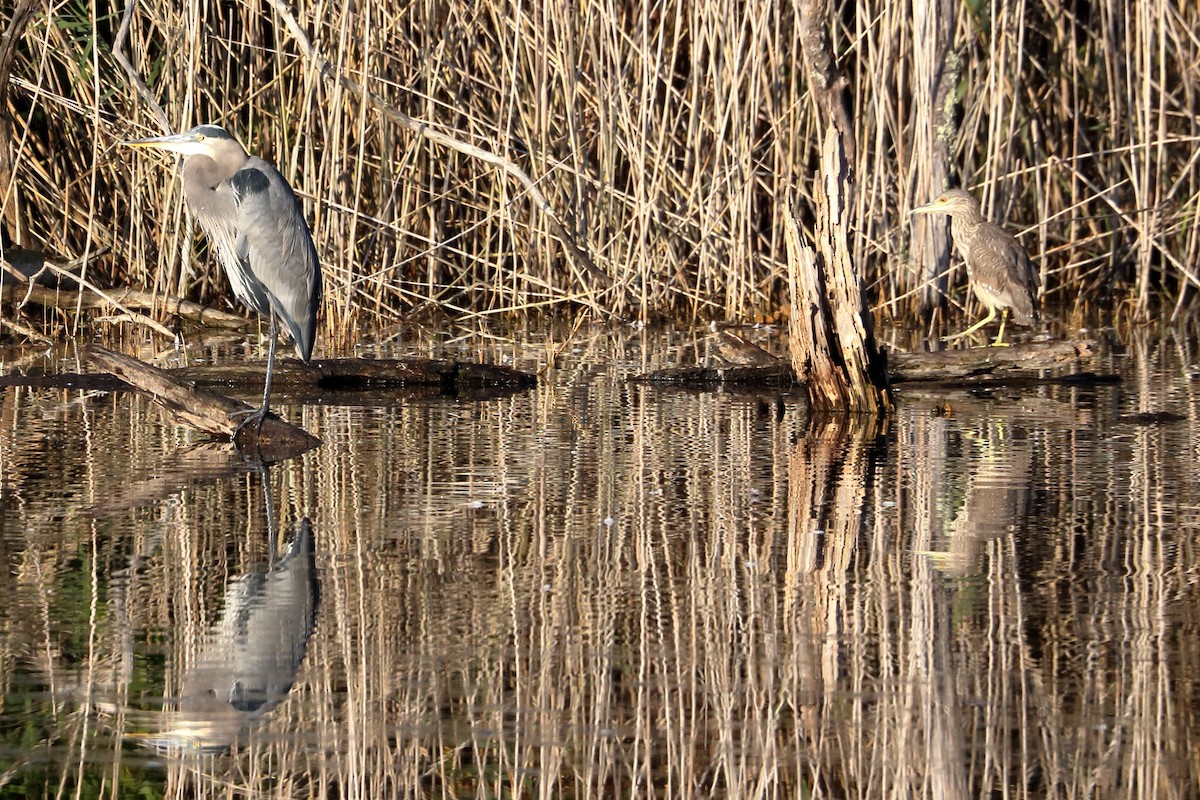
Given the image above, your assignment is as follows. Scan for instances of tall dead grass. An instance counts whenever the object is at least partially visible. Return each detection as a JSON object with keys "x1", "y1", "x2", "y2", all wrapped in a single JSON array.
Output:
[{"x1": 1, "y1": 0, "x2": 1198, "y2": 337}]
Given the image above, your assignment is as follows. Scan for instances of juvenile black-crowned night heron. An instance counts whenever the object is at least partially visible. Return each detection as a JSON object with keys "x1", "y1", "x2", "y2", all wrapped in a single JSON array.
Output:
[
  {"x1": 910, "y1": 188, "x2": 1040, "y2": 346},
  {"x1": 122, "y1": 125, "x2": 322, "y2": 437}
]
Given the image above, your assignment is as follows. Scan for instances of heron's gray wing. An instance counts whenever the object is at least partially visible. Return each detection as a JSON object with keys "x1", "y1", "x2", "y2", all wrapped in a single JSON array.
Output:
[
  {"x1": 182, "y1": 174, "x2": 271, "y2": 318},
  {"x1": 230, "y1": 160, "x2": 321, "y2": 361}
]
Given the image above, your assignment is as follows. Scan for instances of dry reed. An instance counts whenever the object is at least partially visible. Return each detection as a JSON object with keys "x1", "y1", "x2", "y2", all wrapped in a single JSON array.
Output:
[{"x1": 1, "y1": 0, "x2": 1198, "y2": 342}]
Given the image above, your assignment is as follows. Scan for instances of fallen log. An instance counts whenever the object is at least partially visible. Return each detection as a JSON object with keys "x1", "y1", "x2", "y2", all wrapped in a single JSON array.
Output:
[
  {"x1": 2, "y1": 355, "x2": 538, "y2": 395},
  {"x1": 174, "y1": 357, "x2": 537, "y2": 391},
  {"x1": 629, "y1": 362, "x2": 794, "y2": 387},
  {"x1": 85, "y1": 345, "x2": 320, "y2": 457},
  {"x1": 889, "y1": 339, "x2": 1096, "y2": 383},
  {"x1": 631, "y1": 336, "x2": 1104, "y2": 388}
]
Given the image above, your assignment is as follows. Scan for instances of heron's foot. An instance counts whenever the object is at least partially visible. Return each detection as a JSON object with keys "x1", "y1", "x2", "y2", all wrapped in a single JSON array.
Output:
[
  {"x1": 989, "y1": 340, "x2": 1012, "y2": 348},
  {"x1": 231, "y1": 405, "x2": 270, "y2": 444}
]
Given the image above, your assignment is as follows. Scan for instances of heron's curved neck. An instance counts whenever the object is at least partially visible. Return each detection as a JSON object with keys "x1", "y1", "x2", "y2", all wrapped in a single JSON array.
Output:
[{"x1": 182, "y1": 153, "x2": 245, "y2": 193}]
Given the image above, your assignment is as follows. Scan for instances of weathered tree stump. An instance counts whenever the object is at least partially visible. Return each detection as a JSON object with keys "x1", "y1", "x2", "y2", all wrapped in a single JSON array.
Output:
[{"x1": 784, "y1": 132, "x2": 893, "y2": 413}]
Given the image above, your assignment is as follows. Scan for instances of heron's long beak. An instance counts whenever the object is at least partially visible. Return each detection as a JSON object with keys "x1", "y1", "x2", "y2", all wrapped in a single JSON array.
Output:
[{"x1": 121, "y1": 131, "x2": 201, "y2": 154}]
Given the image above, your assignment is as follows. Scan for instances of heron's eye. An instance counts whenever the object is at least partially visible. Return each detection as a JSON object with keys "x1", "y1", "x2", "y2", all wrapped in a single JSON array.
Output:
[{"x1": 196, "y1": 134, "x2": 205, "y2": 142}]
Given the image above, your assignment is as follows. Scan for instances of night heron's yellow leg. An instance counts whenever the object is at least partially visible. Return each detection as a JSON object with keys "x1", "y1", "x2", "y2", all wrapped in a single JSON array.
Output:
[
  {"x1": 990, "y1": 309, "x2": 1011, "y2": 347},
  {"x1": 941, "y1": 306, "x2": 997, "y2": 343}
]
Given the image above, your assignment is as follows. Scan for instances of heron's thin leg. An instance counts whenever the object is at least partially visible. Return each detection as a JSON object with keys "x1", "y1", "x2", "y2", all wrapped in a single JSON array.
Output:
[
  {"x1": 990, "y1": 309, "x2": 1011, "y2": 347},
  {"x1": 259, "y1": 315, "x2": 278, "y2": 419},
  {"x1": 942, "y1": 306, "x2": 997, "y2": 343},
  {"x1": 233, "y1": 316, "x2": 279, "y2": 444}
]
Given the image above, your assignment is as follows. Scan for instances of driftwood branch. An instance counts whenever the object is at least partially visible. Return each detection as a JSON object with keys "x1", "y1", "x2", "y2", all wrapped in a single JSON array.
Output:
[
  {"x1": 1, "y1": 272, "x2": 248, "y2": 334},
  {"x1": 85, "y1": 346, "x2": 321, "y2": 456}
]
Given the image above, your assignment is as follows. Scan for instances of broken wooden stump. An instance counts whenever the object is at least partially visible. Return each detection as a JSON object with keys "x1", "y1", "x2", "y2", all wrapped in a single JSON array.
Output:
[
  {"x1": 784, "y1": 131, "x2": 893, "y2": 414},
  {"x1": 86, "y1": 346, "x2": 321, "y2": 457}
]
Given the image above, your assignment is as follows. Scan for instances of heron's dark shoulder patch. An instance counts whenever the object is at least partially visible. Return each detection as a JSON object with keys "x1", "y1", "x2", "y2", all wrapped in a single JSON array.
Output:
[{"x1": 230, "y1": 167, "x2": 271, "y2": 199}]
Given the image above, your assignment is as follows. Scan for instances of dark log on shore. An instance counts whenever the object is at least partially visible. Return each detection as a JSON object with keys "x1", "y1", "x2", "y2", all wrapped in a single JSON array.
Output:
[
  {"x1": 889, "y1": 340, "x2": 1096, "y2": 383},
  {"x1": 86, "y1": 346, "x2": 321, "y2": 457},
  {"x1": 174, "y1": 357, "x2": 537, "y2": 391},
  {"x1": 631, "y1": 337, "x2": 1108, "y2": 390}
]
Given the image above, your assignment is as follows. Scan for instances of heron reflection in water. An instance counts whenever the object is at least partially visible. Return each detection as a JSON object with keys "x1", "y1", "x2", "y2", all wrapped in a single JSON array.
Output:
[
  {"x1": 135, "y1": 517, "x2": 318, "y2": 753},
  {"x1": 122, "y1": 125, "x2": 322, "y2": 438},
  {"x1": 918, "y1": 420, "x2": 1033, "y2": 576},
  {"x1": 910, "y1": 188, "x2": 1040, "y2": 346}
]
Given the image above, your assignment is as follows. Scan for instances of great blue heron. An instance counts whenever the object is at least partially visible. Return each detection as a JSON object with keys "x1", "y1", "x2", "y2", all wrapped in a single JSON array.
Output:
[
  {"x1": 123, "y1": 125, "x2": 321, "y2": 437},
  {"x1": 910, "y1": 188, "x2": 1040, "y2": 346}
]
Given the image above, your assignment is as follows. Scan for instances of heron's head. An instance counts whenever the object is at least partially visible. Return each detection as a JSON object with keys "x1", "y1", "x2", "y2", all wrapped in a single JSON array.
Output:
[
  {"x1": 909, "y1": 188, "x2": 982, "y2": 219},
  {"x1": 122, "y1": 125, "x2": 246, "y2": 162}
]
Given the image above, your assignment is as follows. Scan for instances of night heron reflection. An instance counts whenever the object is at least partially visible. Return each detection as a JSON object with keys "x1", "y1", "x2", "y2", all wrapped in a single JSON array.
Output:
[
  {"x1": 135, "y1": 518, "x2": 318, "y2": 753},
  {"x1": 919, "y1": 421, "x2": 1032, "y2": 576},
  {"x1": 910, "y1": 188, "x2": 1040, "y2": 346},
  {"x1": 122, "y1": 125, "x2": 321, "y2": 437}
]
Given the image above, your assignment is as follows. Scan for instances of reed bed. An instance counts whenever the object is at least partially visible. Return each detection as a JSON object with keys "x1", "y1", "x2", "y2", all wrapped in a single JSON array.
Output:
[
  {"x1": 1, "y1": 0, "x2": 1198, "y2": 340},
  {"x1": 0, "y1": 329, "x2": 1199, "y2": 796}
]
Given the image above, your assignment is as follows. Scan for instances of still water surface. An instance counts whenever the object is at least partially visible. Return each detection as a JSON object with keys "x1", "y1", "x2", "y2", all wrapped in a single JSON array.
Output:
[{"x1": 0, "y1": 325, "x2": 1198, "y2": 798}]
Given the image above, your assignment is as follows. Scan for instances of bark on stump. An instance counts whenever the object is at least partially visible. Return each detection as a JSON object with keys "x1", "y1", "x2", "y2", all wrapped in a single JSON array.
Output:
[{"x1": 785, "y1": 130, "x2": 893, "y2": 414}]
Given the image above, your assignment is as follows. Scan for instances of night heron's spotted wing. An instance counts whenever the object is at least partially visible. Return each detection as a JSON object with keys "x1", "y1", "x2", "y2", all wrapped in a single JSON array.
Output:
[{"x1": 964, "y1": 221, "x2": 1039, "y2": 325}]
